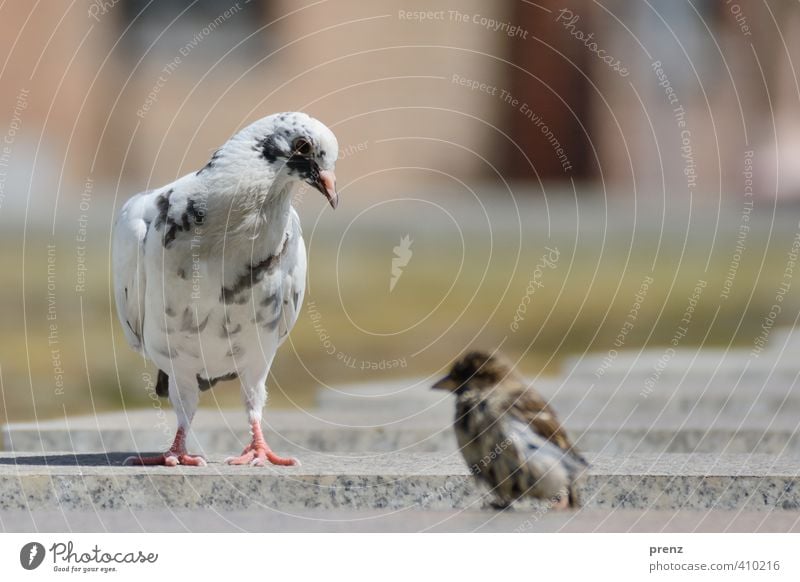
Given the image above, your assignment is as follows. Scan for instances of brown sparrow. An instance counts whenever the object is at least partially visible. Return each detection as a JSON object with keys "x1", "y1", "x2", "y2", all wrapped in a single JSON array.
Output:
[{"x1": 433, "y1": 350, "x2": 588, "y2": 509}]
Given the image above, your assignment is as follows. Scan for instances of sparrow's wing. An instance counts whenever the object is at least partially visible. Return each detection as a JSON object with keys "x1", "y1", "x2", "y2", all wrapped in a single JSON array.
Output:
[
  {"x1": 278, "y1": 208, "x2": 306, "y2": 343},
  {"x1": 502, "y1": 414, "x2": 589, "y2": 477},
  {"x1": 112, "y1": 191, "x2": 157, "y2": 352},
  {"x1": 501, "y1": 384, "x2": 588, "y2": 465}
]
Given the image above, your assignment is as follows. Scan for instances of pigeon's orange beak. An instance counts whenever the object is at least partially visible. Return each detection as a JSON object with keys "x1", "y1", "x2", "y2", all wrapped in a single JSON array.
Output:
[{"x1": 313, "y1": 170, "x2": 338, "y2": 209}]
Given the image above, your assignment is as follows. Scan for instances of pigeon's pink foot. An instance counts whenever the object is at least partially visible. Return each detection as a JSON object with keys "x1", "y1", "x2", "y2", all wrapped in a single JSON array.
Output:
[
  {"x1": 225, "y1": 421, "x2": 299, "y2": 467},
  {"x1": 123, "y1": 428, "x2": 207, "y2": 467}
]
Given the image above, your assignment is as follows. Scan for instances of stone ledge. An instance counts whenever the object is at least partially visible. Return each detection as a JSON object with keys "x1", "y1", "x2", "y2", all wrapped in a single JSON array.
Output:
[
  {"x1": 1, "y1": 452, "x2": 798, "y2": 512},
  {"x1": 5, "y1": 409, "x2": 800, "y2": 454}
]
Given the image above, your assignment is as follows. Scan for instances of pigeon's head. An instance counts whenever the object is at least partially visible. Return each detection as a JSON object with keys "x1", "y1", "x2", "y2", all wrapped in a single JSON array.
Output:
[
  {"x1": 212, "y1": 112, "x2": 339, "y2": 209},
  {"x1": 432, "y1": 350, "x2": 515, "y2": 394}
]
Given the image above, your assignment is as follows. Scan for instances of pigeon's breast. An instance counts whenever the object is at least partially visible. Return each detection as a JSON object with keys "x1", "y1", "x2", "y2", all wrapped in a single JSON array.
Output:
[{"x1": 142, "y1": 235, "x2": 290, "y2": 381}]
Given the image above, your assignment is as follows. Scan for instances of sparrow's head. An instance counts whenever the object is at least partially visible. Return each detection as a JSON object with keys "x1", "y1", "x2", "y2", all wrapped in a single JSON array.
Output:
[
  {"x1": 432, "y1": 350, "x2": 515, "y2": 394},
  {"x1": 208, "y1": 111, "x2": 339, "y2": 208}
]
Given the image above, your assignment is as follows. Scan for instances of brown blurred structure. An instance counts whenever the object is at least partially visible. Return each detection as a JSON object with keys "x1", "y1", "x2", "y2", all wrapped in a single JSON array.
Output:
[{"x1": 0, "y1": 0, "x2": 799, "y2": 200}]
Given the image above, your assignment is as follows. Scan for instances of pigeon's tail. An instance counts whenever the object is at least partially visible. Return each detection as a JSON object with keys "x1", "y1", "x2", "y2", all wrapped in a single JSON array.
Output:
[{"x1": 155, "y1": 370, "x2": 170, "y2": 398}]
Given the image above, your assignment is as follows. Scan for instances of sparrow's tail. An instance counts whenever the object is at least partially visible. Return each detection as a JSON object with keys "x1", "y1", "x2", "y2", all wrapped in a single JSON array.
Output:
[
  {"x1": 155, "y1": 369, "x2": 170, "y2": 398},
  {"x1": 568, "y1": 484, "x2": 582, "y2": 508}
]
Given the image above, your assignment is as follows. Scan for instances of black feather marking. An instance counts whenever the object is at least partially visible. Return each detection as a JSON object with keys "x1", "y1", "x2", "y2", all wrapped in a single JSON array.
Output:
[
  {"x1": 226, "y1": 344, "x2": 244, "y2": 357},
  {"x1": 261, "y1": 313, "x2": 281, "y2": 331},
  {"x1": 257, "y1": 135, "x2": 284, "y2": 163},
  {"x1": 196, "y1": 372, "x2": 238, "y2": 391},
  {"x1": 163, "y1": 224, "x2": 178, "y2": 247},
  {"x1": 260, "y1": 293, "x2": 278, "y2": 309},
  {"x1": 155, "y1": 345, "x2": 177, "y2": 359},
  {"x1": 196, "y1": 149, "x2": 221, "y2": 175},
  {"x1": 186, "y1": 198, "x2": 206, "y2": 224},
  {"x1": 154, "y1": 190, "x2": 172, "y2": 230},
  {"x1": 126, "y1": 320, "x2": 139, "y2": 342},
  {"x1": 220, "y1": 321, "x2": 242, "y2": 338},
  {"x1": 180, "y1": 308, "x2": 209, "y2": 333},
  {"x1": 155, "y1": 369, "x2": 170, "y2": 398},
  {"x1": 219, "y1": 236, "x2": 290, "y2": 304},
  {"x1": 156, "y1": 190, "x2": 204, "y2": 248},
  {"x1": 285, "y1": 153, "x2": 313, "y2": 177}
]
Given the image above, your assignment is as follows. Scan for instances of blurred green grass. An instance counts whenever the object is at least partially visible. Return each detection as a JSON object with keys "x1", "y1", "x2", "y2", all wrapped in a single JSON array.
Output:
[{"x1": 1, "y1": 199, "x2": 797, "y2": 423}]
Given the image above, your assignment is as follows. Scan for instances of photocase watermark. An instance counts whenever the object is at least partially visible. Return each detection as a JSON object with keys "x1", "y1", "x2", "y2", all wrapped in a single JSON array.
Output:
[
  {"x1": 36, "y1": 540, "x2": 159, "y2": 574},
  {"x1": 75, "y1": 176, "x2": 93, "y2": 293},
  {"x1": 720, "y1": 150, "x2": 754, "y2": 301},
  {"x1": 468, "y1": 436, "x2": 513, "y2": 476},
  {"x1": 652, "y1": 60, "x2": 697, "y2": 194},
  {"x1": 510, "y1": 247, "x2": 560, "y2": 332},
  {"x1": 141, "y1": 371, "x2": 172, "y2": 440},
  {"x1": 87, "y1": 0, "x2": 121, "y2": 22},
  {"x1": 20, "y1": 542, "x2": 46, "y2": 570},
  {"x1": 751, "y1": 224, "x2": 800, "y2": 358},
  {"x1": 447, "y1": 10, "x2": 529, "y2": 39},
  {"x1": 451, "y1": 73, "x2": 572, "y2": 172},
  {"x1": 555, "y1": 8, "x2": 628, "y2": 77},
  {"x1": 189, "y1": 200, "x2": 207, "y2": 302},
  {"x1": 595, "y1": 275, "x2": 654, "y2": 377},
  {"x1": 306, "y1": 301, "x2": 407, "y2": 370},
  {"x1": 512, "y1": 488, "x2": 570, "y2": 533},
  {"x1": 136, "y1": 2, "x2": 244, "y2": 118},
  {"x1": 338, "y1": 139, "x2": 369, "y2": 160},
  {"x1": 390, "y1": 235, "x2": 413, "y2": 292},
  {"x1": 46, "y1": 244, "x2": 65, "y2": 396},
  {"x1": 725, "y1": 0, "x2": 752, "y2": 37},
  {"x1": 0, "y1": 87, "x2": 30, "y2": 212},
  {"x1": 397, "y1": 9, "x2": 529, "y2": 38},
  {"x1": 641, "y1": 279, "x2": 706, "y2": 398}
]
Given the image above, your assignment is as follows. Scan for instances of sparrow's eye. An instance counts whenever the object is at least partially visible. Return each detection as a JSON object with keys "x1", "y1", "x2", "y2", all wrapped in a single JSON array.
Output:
[{"x1": 292, "y1": 138, "x2": 312, "y2": 156}]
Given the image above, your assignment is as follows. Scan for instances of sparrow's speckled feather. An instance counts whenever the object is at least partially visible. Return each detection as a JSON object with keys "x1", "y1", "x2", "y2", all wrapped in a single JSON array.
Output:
[{"x1": 433, "y1": 350, "x2": 588, "y2": 509}]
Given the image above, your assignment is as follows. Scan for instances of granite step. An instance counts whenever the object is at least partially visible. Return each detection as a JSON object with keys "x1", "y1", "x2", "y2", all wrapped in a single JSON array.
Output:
[
  {"x1": 5, "y1": 409, "x2": 800, "y2": 454},
  {"x1": 1, "y1": 452, "x2": 798, "y2": 512},
  {"x1": 563, "y1": 329, "x2": 800, "y2": 379},
  {"x1": 316, "y1": 376, "x2": 800, "y2": 416}
]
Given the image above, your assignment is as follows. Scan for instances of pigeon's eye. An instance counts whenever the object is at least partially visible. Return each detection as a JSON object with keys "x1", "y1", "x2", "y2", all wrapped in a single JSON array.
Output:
[{"x1": 292, "y1": 138, "x2": 312, "y2": 156}]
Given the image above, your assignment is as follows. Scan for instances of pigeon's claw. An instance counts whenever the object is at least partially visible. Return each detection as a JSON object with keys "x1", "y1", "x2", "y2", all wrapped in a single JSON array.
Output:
[
  {"x1": 123, "y1": 427, "x2": 207, "y2": 467},
  {"x1": 123, "y1": 452, "x2": 207, "y2": 467},
  {"x1": 225, "y1": 421, "x2": 300, "y2": 467}
]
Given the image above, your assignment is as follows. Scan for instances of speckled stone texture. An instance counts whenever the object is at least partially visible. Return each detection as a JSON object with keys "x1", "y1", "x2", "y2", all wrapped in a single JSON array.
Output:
[
  {"x1": 5, "y1": 408, "x2": 800, "y2": 454},
  {"x1": 0, "y1": 452, "x2": 798, "y2": 512}
]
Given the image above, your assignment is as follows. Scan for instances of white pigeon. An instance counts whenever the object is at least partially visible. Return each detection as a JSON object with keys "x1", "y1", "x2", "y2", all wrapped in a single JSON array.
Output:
[{"x1": 113, "y1": 112, "x2": 338, "y2": 467}]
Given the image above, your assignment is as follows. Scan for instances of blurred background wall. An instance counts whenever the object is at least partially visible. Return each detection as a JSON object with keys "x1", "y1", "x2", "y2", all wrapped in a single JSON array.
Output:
[{"x1": 2, "y1": 0, "x2": 800, "y2": 421}]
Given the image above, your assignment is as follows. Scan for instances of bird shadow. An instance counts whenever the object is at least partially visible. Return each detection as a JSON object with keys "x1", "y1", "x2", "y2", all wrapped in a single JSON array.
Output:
[{"x1": 0, "y1": 453, "x2": 155, "y2": 466}]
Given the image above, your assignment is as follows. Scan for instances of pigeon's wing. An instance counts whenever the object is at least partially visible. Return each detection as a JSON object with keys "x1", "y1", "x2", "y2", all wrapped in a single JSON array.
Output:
[
  {"x1": 278, "y1": 209, "x2": 306, "y2": 343},
  {"x1": 112, "y1": 191, "x2": 157, "y2": 352}
]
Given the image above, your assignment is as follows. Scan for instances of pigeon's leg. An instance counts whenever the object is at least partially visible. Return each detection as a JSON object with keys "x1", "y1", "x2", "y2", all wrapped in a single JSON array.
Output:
[
  {"x1": 226, "y1": 367, "x2": 299, "y2": 467},
  {"x1": 124, "y1": 375, "x2": 206, "y2": 467}
]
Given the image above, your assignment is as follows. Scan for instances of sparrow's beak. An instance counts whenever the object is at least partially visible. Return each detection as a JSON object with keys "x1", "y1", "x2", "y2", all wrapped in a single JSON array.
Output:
[
  {"x1": 312, "y1": 169, "x2": 338, "y2": 209},
  {"x1": 432, "y1": 375, "x2": 459, "y2": 391}
]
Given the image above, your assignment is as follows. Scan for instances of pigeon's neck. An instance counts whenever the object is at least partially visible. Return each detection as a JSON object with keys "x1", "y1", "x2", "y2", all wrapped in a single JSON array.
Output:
[
  {"x1": 205, "y1": 176, "x2": 295, "y2": 257},
  {"x1": 256, "y1": 181, "x2": 295, "y2": 252}
]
